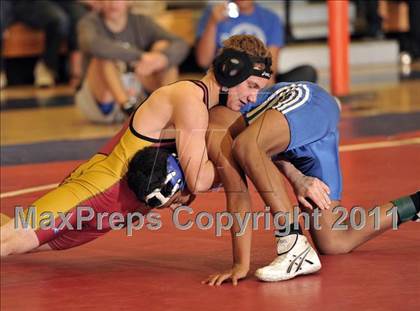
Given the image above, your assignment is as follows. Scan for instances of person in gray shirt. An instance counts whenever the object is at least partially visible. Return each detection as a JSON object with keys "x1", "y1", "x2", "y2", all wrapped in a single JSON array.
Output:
[{"x1": 76, "y1": 1, "x2": 189, "y2": 123}]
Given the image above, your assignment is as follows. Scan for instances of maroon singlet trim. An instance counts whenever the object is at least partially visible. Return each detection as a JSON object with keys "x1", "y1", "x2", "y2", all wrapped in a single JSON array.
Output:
[{"x1": 190, "y1": 80, "x2": 209, "y2": 109}]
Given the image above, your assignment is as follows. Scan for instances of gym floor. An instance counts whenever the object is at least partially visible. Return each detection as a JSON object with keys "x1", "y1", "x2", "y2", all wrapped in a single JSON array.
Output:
[{"x1": 1, "y1": 67, "x2": 419, "y2": 310}]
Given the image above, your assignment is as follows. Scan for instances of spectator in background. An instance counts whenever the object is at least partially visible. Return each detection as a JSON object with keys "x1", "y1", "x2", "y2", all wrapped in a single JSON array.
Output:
[
  {"x1": 80, "y1": 0, "x2": 102, "y2": 12},
  {"x1": 354, "y1": 0, "x2": 383, "y2": 38},
  {"x1": 407, "y1": 0, "x2": 420, "y2": 60},
  {"x1": 195, "y1": 0, "x2": 317, "y2": 84},
  {"x1": 1, "y1": 0, "x2": 87, "y2": 88},
  {"x1": 54, "y1": 0, "x2": 90, "y2": 88},
  {"x1": 0, "y1": 0, "x2": 14, "y2": 89},
  {"x1": 76, "y1": 0, "x2": 189, "y2": 124}
]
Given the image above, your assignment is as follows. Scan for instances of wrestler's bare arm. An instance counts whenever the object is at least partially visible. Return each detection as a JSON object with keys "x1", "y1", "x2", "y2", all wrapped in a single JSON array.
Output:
[
  {"x1": 275, "y1": 159, "x2": 331, "y2": 210},
  {"x1": 173, "y1": 89, "x2": 217, "y2": 193},
  {"x1": 203, "y1": 106, "x2": 252, "y2": 286}
]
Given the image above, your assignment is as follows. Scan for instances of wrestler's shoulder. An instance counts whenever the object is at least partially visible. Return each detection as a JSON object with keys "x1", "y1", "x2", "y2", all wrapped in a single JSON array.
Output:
[{"x1": 162, "y1": 81, "x2": 206, "y2": 106}]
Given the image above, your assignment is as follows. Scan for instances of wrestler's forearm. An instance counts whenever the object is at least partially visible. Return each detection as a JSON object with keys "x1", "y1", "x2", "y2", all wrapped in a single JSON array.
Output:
[
  {"x1": 219, "y1": 139, "x2": 252, "y2": 268},
  {"x1": 227, "y1": 194, "x2": 252, "y2": 269},
  {"x1": 207, "y1": 123, "x2": 252, "y2": 268},
  {"x1": 276, "y1": 160, "x2": 304, "y2": 186}
]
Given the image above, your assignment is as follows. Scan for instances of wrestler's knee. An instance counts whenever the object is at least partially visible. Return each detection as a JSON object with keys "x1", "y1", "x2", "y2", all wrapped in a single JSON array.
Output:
[
  {"x1": 314, "y1": 234, "x2": 354, "y2": 255},
  {"x1": 232, "y1": 133, "x2": 258, "y2": 165}
]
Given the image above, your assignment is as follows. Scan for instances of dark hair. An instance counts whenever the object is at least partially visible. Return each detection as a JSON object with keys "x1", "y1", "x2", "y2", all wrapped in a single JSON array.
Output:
[{"x1": 127, "y1": 147, "x2": 174, "y2": 204}]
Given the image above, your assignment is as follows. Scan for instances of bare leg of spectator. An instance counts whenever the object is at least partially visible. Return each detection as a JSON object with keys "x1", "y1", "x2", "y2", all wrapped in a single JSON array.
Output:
[
  {"x1": 138, "y1": 40, "x2": 179, "y2": 94},
  {"x1": 86, "y1": 58, "x2": 129, "y2": 106}
]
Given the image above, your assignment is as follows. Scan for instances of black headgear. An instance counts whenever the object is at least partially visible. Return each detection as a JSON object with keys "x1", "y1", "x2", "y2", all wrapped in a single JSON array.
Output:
[
  {"x1": 212, "y1": 48, "x2": 272, "y2": 105},
  {"x1": 213, "y1": 48, "x2": 272, "y2": 88}
]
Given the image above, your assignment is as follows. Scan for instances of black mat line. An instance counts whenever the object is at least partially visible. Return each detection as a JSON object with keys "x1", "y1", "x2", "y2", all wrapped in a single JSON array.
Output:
[
  {"x1": 1, "y1": 137, "x2": 109, "y2": 166},
  {"x1": 339, "y1": 112, "x2": 420, "y2": 140},
  {"x1": 0, "y1": 95, "x2": 74, "y2": 111},
  {"x1": 1, "y1": 112, "x2": 419, "y2": 166}
]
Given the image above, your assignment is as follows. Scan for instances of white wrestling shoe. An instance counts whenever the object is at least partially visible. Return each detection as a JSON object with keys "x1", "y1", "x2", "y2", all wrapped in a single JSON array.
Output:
[{"x1": 255, "y1": 234, "x2": 321, "y2": 282}]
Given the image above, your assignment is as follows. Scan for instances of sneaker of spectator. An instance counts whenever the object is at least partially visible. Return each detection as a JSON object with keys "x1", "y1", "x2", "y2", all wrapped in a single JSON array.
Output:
[{"x1": 34, "y1": 60, "x2": 55, "y2": 88}]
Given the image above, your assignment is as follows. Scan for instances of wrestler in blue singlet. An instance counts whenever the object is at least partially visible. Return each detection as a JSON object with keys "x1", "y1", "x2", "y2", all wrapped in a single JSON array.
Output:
[{"x1": 241, "y1": 82, "x2": 342, "y2": 200}]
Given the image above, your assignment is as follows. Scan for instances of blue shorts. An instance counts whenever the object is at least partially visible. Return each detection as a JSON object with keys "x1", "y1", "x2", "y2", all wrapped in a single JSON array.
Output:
[{"x1": 241, "y1": 82, "x2": 342, "y2": 200}]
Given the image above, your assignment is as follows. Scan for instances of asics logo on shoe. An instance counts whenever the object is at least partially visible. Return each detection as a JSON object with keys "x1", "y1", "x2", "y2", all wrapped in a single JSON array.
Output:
[{"x1": 286, "y1": 247, "x2": 313, "y2": 274}]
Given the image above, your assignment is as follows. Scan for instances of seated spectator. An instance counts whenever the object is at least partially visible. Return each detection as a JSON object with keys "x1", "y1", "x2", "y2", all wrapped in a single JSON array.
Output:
[
  {"x1": 55, "y1": 0, "x2": 89, "y2": 88},
  {"x1": 76, "y1": 0, "x2": 189, "y2": 124},
  {"x1": 0, "y1": 0, "x2": 13, "y2": 89},
  {"x1": 407, "y1": 0, "x2": 420, "y2": 60},
  {"x1": 1, "y1": 0, "x2": 87, "y2": 88},
  {"x1": 354, "y1": 0, "x2": 383, "y2": 38},
  {"x1": 195, "y1": 0, "x2": 317, "y2": 84}
]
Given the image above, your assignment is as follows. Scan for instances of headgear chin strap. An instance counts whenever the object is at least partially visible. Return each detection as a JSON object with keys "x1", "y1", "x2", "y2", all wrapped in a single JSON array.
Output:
[{"x1": 144, "y1": 154, "x2": 186, "y2": 208}]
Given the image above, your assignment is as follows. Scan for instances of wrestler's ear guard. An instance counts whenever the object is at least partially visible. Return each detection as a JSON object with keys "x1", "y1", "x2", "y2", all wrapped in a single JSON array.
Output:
[
  {"x1": 144, "y1": 154, "x2": 185, "y2": 208},
  {"x1": 212, "y1": 48, "x2": 272, "y2": 88}
]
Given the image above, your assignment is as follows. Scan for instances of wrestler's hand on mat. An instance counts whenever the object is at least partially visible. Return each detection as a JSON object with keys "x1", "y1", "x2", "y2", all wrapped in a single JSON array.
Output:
[
  {"x1": 202, "y1": 264, "x2": 249, "y2": 286},
  {"x1": 293, "y1": 176, "x2": 331, "y2": 210}
]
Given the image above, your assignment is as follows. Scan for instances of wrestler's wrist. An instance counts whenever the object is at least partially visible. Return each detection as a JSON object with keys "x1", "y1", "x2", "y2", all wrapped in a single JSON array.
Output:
[
  {"x1": 233, "y1": 262, "x2": 250, "y2": 271},
  {"x1": 288, "y1": 169, "x2": 305, "y2": 186},
  {"x1": 278, "y1": 161, "x2": 301, "y2": 182}
]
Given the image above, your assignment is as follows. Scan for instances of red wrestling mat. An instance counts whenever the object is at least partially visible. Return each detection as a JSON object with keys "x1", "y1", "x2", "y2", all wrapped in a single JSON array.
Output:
[{"x1": 1, "y1": 141, "x2": 419, "y2": 311}]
